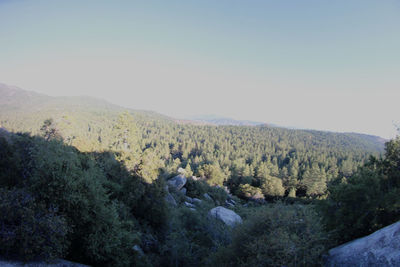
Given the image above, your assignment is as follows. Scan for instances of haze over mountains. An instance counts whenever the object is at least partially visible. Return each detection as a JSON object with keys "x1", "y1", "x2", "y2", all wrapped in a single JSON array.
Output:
[
  {"x1": 186, "y1": 114, "x2": 267, "y2": 126},
  {"x1": 0, "y1": 82, "x2": 387, "y2": 147}
]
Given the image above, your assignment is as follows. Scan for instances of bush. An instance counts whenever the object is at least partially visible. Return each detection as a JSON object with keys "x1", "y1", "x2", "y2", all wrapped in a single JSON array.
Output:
[
  {"x1": 186, "y1": 178, "x2": 229, "y2": 204},
  {"x1": 26, "y1": 139, "x2": 139, "y2": 266},
  {"x1": 212, "y1": 203, "x2": 329, "y2": 267},
  {"x1": 236, "y1": 184, "x2": 264, "y2": 201},
  {"x1": 261, "y1": 176, "x2": 285, "y2": 198},
  {"x1": 160, "y1": 205, "x2": 231, "y2": 267},
  {"x1": 318, "y1": 137, "x2": 400, "y2": 244},
  {"x1": 0, "y1": 137, "x2": 21, "y2": 188},
  {"x1": 185, "y1": 178, "x2": 210, "y2": 198},
  {"x1": 0, "y1": 188, "x2": 69, "y2": 260},
  {"x1": 208, "y1": 186, "x2": 229, "y2": 205}
]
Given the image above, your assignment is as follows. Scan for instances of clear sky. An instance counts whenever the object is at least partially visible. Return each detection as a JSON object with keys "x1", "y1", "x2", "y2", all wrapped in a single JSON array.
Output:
[{"x1": 0, "y1": 0, "x2": 399, "y2": 139}]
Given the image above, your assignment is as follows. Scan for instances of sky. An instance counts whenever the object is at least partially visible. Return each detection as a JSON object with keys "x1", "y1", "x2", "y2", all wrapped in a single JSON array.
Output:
[{"x1": 0, "y1": 0, "x2": 399, "y2": 139}]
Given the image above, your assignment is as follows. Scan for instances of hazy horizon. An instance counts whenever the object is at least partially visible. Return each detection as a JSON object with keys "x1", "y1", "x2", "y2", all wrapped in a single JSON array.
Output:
[{"x1": 1, "y1": 0, "x2": 399, "y2": 139}]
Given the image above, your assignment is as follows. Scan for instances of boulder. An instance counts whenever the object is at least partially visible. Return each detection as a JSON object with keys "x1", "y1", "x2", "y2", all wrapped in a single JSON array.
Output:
[
  {"x1": 180, "y1": 187, "x2": 187, "y2": 195},
  {"x1": 325, "y1": 221, "x2": 400, "y2": 266},
  {"x1": 167, "y1": 174, "x2": 187, "y2": 190},
  {"x1": 208, "y1": 206, "x2": 242, "y2": 227},
  {"x1": 132, "y1": 245, "x2": 144, "y2": 256},
  {"x1": 225, "y1": 201, "x2": 235, "y2": 208},
  {"x1": 203, "y1": 193, "x2": 213, "y2": 201},
  {"x1": 226, "y1": 198, "x2": 236, "y2": 206},
  {"x1": 184, "y1": 201, "x2": 196, "y2": 208},
  {"x1": 165, "y1": 192, "x2": 177, "y2": 207},
  {"x1": 192, "y1": 198, "x2": 202, "y2": 205},
  {"x1": 185, "y1": 196, "x2": 193, "y2": 203}
]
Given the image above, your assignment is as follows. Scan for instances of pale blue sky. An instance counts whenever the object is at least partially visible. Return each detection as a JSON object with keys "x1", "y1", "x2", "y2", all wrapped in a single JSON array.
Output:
[{"x1": 0, "y1": 0, "x2": 399, "y2": 138}]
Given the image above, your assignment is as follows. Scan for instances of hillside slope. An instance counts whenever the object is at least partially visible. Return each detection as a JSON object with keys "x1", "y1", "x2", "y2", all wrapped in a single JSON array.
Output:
[
  {"x1": 0, "y1": 83, "x2": 385, "y2": 152},
  {"x1": 0, "y1": 82, "x2": 386, "y2": 198}
]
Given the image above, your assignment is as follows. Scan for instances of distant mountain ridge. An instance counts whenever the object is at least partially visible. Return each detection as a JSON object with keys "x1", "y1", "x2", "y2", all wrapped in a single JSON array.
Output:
[
  {"x1": 0, "y1": 82, "x2": 171, "y2": 120},
  {"x1": 186, "y1": 114, "x2": 267, "y2": 126}
]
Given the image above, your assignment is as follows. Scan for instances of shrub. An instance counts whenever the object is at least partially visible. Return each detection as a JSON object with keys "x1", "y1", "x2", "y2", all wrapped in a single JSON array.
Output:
[
  {"x1": 160, "y1": 205, "x2": 231, "y2": 267},
  {"x1": 0, "y1": 188, "x2": 69, "y2": 260},
  {"x1": 208, "y1": 186, "x2": 229, "y2": 205},
  {"x1": 186, "y1": 178, "x2": 209, "y2": 198},
  {"x1": 318, "y1": 137, "x2": 400, "y2": 244},
  {"x1": 236, "y1": 184, "x2": 264, "y2": 201},
  {"x1": 0, "y1": 137, "x2": 20, "y2": 188},
  {"x1": 186, "y1": 178, "x2": 228, "y2": 204},
  {"x1": 261, "y1": 176, "x2": 285, "y2": 198},
  {"x1": 212, "y1": 203, "x2": 329, "y2": 267}
]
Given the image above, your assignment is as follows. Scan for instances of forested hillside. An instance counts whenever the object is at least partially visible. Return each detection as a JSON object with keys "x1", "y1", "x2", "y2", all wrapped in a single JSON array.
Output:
[
  {"x1": 0, "y1": 83, "x2": 398, "y2": 266},
  {"x1": 0, "y1": 83, "x2": 385, "y2": 200}
]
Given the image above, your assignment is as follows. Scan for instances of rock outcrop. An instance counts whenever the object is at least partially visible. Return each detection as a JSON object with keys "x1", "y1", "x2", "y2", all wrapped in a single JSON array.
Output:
[
  {"x1": 165, "y1": 192, "x2": 177, "y2": 206},
  {"x1": 180, "y1": 187, "x2": 187, "y2": 195},
  {"x1": 132, "y1": 245, "x2": 144, "y2": 256},
  {"x1": 203, "y1": 193, "x2": 213, "y2": 201},
  {"x1": 167, "y1": 174, "x2": 187, "y2": 191},
  {"x1": 325, "y1": 221, "x2": 400, "y2": 266},
  {"x1": 184, "y1": 201, "x2": 196, "y2": 208},
  {"x1": 192, "y1": 198, "x2": 202, "y2": 205},
  {"x1": 208, "y1": 206, "x2": 242, "y2": 227}
]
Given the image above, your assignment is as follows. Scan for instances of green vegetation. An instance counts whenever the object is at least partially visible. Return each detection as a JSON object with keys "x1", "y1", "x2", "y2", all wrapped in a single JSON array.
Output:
[
  {"x1": 0, "y1": 85, "x2": 397, "y2": 266},
  {"x1": 318, "y1": 136, "x2": 400, "y2": 244},
  {"x1": 0, "y1": 85, "x2": 384, "y2": 201},
  {"x1": 0, "y1": 133, "x2": 156, "y2": 266},
  {"x1": 213, "y1": 203, "x2": 329, "y2": 267}
]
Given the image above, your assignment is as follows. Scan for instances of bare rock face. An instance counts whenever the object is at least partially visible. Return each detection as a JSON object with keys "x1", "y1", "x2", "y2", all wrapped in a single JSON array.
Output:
[
  {"x1": 208, "y1": 206, "x2": 242, "y2": 227},
  {"x1": 325, "y1": 221, "x2": 400, "y2": 267},
  {"x1": 167, "y1": 174, "x2": 187, "y2": 191}
]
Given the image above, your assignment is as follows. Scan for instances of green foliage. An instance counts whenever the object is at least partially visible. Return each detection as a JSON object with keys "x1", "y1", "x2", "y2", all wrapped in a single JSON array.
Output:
[
  {"x1": 319, "y1": 136, "x2": 400, "y2": 244},
  {"x1": 0, "y1": 88, "x2": 391, "y2": 266},
  {"x1": 135, "y1": 178, "x2": 169, "y2": 230},
  {"x1": 301, "y1": 164, "x2": 327, "y2": 197},
  {"x1": 197, "y1": 163, "x2": 228, "y2": 186},
  {"x1": 260, "y1": 175, "x2": 285, "y2": 198},
  {"x1": 0, "y1": 137, "x2": 20, "y2": 188},
  {"x1": 184, "y1": 163, "x2": 194, "y2": 177},
  {"x1": 1, "y1": 98, "x2": 384, "y2": 202},
  {"x1": 185, "y1": 178, "x2": 210, "y2": 198},
  {"x1": 0, "y1": 188, "x2": 69, "y2": 261},
  {"x1": 160, "y1": 205, "x2": 231, "y2": 267},
  {"x1": 237, "y1": 184, "x2": 264, "y2": 201},
  {"x1": 185, "y1": 178, "x2": 229, "y2": 204},
  {"x1": 212, "y1": 203, "x2": 329, "y2": 267},
  {"x1": 0, "y1": 132, "x2": 157, "y2": 266},
  {"x1": 208, "y1": 186, "x2": 229, "y2": 204},
  {"x1": 40, "y1": 118, "x2": 62, "y2": 141},
  {"x1": 135, "y1": 149, "x2": 164, "y2": 183}
]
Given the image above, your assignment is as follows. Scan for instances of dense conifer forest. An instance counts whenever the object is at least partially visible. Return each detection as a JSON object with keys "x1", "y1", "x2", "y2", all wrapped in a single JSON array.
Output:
[{"x1": 0, "y1": 84, "x2": 398, "y2": 266}]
